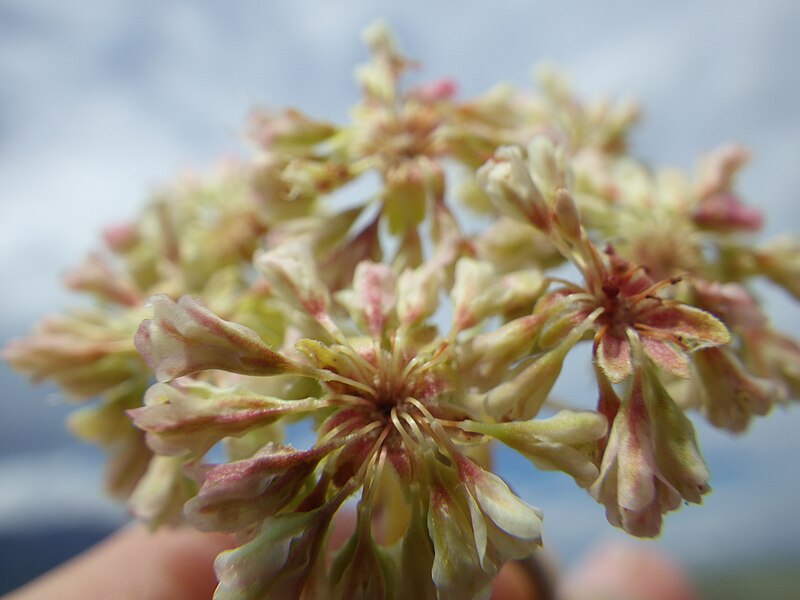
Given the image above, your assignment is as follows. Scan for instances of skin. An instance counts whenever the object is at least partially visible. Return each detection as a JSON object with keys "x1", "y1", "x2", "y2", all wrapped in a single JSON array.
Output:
[
  {"x1": 2, "y1": 525, "x2": 232, "y2": 600},
  {"x1": 3, "y1": 524, "x2": 695, "y2": 600},
  {"x1": 559, "y1": 541, "x2": 700, "y2": 600}
]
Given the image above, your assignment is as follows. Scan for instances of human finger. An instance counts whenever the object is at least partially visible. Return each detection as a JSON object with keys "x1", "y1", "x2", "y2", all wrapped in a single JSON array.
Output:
[
  {"x1": 558, "y1": 541, "x2": 699, "y2": 600},
  {"x1": 4, "y1": 524, "x2": 233, "y2": 600}
]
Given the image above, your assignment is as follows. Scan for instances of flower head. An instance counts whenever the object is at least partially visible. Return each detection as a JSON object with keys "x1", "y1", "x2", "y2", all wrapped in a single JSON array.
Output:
[
  {"x1": 131, "y1": 246, "x2": 607, "y2": 598},
  {"x1": 4, "y1": 21, "x2": 800, "y2": 600}
]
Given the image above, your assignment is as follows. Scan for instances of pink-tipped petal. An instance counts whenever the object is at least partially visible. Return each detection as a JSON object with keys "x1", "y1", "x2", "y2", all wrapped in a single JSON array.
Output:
[{"x1": 596, "y1": 331, "x2": 633, "y2": 383}]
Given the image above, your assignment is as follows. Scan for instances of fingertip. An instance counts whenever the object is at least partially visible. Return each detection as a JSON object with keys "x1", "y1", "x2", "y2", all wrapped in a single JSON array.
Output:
[
  {"x1": 119, "y1": 524, "x2": 235, "y2": 600},
  {"x1": 559, "y1": 541, "x2": 699, "y2": 600},
  {"x1": 491, "y1": 557, "x2": 549, "y2": 600},
  {"x1": 6, "y1": 524, "x2": 234, "y2": 600}
]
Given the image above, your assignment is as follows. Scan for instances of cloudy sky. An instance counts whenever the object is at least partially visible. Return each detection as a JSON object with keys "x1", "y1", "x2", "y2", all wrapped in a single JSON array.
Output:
[{"x1": 1, "y1": 0, "x2": 799, "y2": 580}]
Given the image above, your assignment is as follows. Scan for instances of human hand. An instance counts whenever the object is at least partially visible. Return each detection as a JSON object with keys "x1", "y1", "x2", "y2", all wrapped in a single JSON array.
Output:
[
  {"x1": 2, "y1": 525, "x2": 231, "y2": 600},
  {"x1": 558, "y1": 541, "x2": 699, "y2": 600},
  {"x1": 3, "y1": 523, "x2": 541, "y2": 600},
  {"x1": 4, "y1": 524, "x2": 696, "y2": 600}
]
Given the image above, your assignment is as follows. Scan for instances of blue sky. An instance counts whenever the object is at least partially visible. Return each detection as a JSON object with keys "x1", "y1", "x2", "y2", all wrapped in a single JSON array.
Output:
[{"x1": 1, "y1": 0, "x2": 799, "y2": 574}]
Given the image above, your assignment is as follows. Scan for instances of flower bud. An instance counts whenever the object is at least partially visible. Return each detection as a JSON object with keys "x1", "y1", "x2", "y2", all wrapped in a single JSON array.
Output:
[
  {"x1": 131, "y1": 381, "x2": 326, "y2": 456},
  {"x1": 256, "y1": 243, "x2": 331, "y2": 320},
  {"x1": 477, "y1": 145, "x2": 551, "y2": 230},
  {"x1": 456, "y1": 314, "x2": 543, "y2": 388},
  {"x1": 351, "y1": 261, "x2": 396, "y2": 337},
  {"x1": 3, "y1": 312, "x2": 143, "y2": 399},
  {"x1": 692, "y1": 280, "x2": 766, "y2": 331},
  {"x1": 526, "y1": 136, "x2": 570, "y2": 200},
  {"x1": 408, "y1": 77, "x2": 457, "y2": 103},
  {"x1": 396, "y1": 263, "x2": 442, "y2": 328},
  {"x1": 692, "y1": 192, "x2": 763, "y2": 232},
  {"x1": 247, "y1": 108, "x2": 335, "y2": 152},
  {"x1": 63, "y1": 252, "x2": 142, "y2": 307},
  {"x1": 128, "y1": 455, "x2": 194, "y2": 527},
  {"x1": 695, "y1": 143, "x2": 750, "y2": 199},
  {"x1": 459, "y1": 410, "x2": 607, "y2": 488},
  {"x1": 753, "y1": 236, "x2": 800, "y2": 301},
  {"x1": 742, "y1": 329, "x2": 800, "y2": 398},
  {"x1": 591, "y1": 367, "x2": 710, "y2": 537},
  {"x1": 383, "y1": 159, "x2": 428, "y2": 235},
  {"x1": 450, "y1": 257, "x2": 501, "y2": 331},
  {"x1": 497, "y1": 268, "x2": 546, "y2": 317},
  {"x1": 478, "y1": 315, "x2": 595, "y2": 420},
  {"x1": 102, "y1": 221, "x2": 140, "y2": 253},
  {"x1": 693, "y1": 347, "x2": 785, "y2": 432},
  {"x1": 474, "y1": 217, "x2": 562, "y2": 272},
  {"x1": 552, "y1": 188, "x2": 583, "y2": 243},
  {"x1": 134, "y1": 295, "x2": 300, "y2": 381}
]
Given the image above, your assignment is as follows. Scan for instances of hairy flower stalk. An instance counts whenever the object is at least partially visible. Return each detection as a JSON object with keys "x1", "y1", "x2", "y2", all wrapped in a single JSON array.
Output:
[{"x1": 4, "y1": 20, "x2": 800, "y2": 599}]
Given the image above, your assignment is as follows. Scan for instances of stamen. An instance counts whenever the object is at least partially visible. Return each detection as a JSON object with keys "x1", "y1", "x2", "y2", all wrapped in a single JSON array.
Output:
[
  {"x1": 391, "y1": 408, "x2": 431, "y2": 490},
  {"x1": 583, "y1": 242, "x2": 610, "y2": 294},
  {"x1": 405, "y1": 342, "x2": 452, "y2": 380},
  {"x1": 399, "y1": 411, "x2": 432, "y2": 452},
  {"x1": 628, "y1": 275, "x2": 684, "y2": 303},
  {"x1": 351, "y1": 424, "x2": 391, "y2": 494},
  {"x1": 566, "y1": 292, "x2": 599, "y2": 305},
  {"x1": 390, "y1": 407, "x2": 415, "y2": 448},
  {"x1": 315, "y1": 416, "x2": 381, "y2": 448},
  {"x1": 326, "y1": 393, "x2": 376, "y2": 409},
  {"x1": 389, "y1": 335, "x2": 405, "y2": 384},
  {"x1": 317, "y1": 370, "x2": 377, "y2": 398},
  {"x1": 406, "y1": 397, "x2": 460, "y2": 458},
  {"x1": 339, "y1": 343, "x2": 379, "y2": 381},
  {"x1": 361, "y1": 446, "x2": 388, "y2": 509},
  {"x1": 399, "y1": 353, "x2": 424, "y2": 382},
  {"x1": 546, "y1": 276, "x2": 586, "y2": 293},
  {"x1": 633, "y1": 323, "x2": 685, "y2": 346}
]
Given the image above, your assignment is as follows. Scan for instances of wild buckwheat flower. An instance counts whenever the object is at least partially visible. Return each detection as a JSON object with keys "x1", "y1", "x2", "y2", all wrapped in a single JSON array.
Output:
[
  {"x1": 563, "y1": 139, "x2": 800, "y2": 430},
  {"x1": 478, "y1": 140, "x2": 730, "y2": 534},
  {"x1": 679, "y1": 280, "x2": 790, "y2": 431},
  {"x1": 572, "y1": 143, "x2": 762, "y2": 282},
  {"x1": 3, "y1": 163, "x2": 300, "y2": 524},
  {"x1": 747, "y1": 235, "x2": 800, "y2": 301},
  {"x1": 478, "y1": 142, "x2": 730, "y2": 382},
  {"x1": 590, "y1": 358, "x2": 710, "y2": 537},
  {"x1": 131, "y1": 245, "x2": 606, "y2": 598},
  {"x1": 4, "y1": 20, "x2": 800, "y2": 600}
]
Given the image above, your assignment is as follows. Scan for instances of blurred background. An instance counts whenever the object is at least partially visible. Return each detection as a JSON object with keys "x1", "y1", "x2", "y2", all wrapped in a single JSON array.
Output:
[{"x1": 1, "y1": 1, "x2": 799, "y2": 597}]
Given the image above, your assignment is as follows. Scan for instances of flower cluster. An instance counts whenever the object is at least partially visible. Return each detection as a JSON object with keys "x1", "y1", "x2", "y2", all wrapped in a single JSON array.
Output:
[{"x1": 5, "y1": 21, "x2": 799, "y2": 599}]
